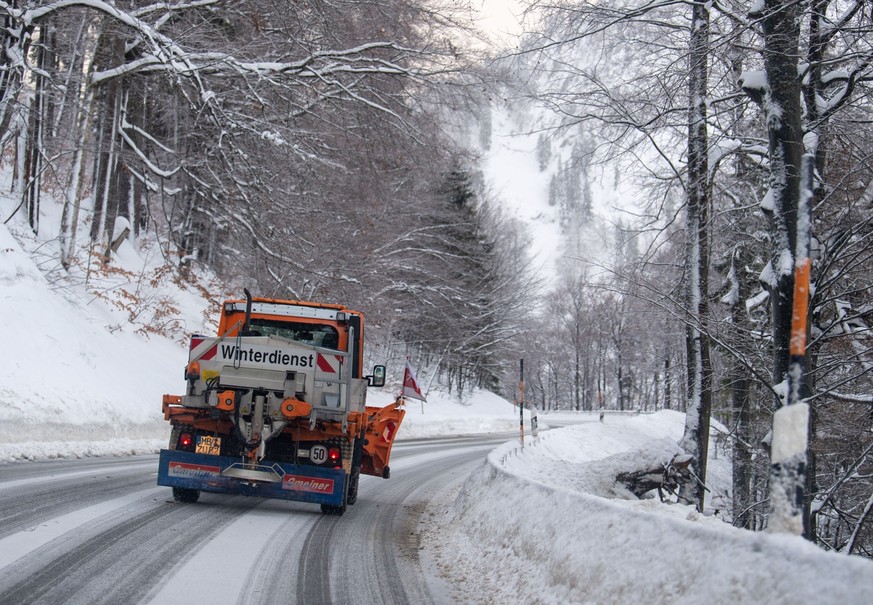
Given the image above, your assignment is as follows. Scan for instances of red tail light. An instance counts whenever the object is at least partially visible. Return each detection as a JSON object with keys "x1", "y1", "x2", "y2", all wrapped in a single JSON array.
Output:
[
  {"x1": 328, "y1": 447, "x2": 341, "y2": 466},
  {"x1": 179, "y1": 433, "x2": 194, "y2": 450}
]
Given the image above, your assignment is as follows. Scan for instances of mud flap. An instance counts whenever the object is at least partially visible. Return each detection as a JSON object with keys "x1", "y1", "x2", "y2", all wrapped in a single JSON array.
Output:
[{"x1": 157, "y1": 449, "x2": 346, "y2": 506}]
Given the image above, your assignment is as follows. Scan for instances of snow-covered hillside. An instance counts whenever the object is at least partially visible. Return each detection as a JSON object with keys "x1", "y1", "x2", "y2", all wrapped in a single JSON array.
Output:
[{"x1": 476, "y1": 102, "x2": 635, "y2": 284}]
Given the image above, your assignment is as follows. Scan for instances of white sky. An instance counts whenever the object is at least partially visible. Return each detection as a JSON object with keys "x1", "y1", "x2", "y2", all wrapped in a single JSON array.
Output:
[{"x1": 477, "y1": 0, "x2": 526, "y2": 43}]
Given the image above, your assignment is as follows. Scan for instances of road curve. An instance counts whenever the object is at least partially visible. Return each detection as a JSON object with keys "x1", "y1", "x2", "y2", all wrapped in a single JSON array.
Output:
[{"x1": 0, "y1": 435, "x2": 508, "y2": 605}]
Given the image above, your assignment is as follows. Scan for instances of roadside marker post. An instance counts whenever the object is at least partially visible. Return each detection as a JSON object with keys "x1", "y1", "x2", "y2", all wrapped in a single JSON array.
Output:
[{"x1": 519, "y1": 359, "x2": 525, "y2": 449}]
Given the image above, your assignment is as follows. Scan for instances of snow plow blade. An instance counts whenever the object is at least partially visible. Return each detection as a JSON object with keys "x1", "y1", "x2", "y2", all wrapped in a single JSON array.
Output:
[
  {"x1": 157, "y1": 449, "x2": 346, "y2": 506},
  {"x1": 361, "y1": 401, "x2": 405, "y2": 478}
]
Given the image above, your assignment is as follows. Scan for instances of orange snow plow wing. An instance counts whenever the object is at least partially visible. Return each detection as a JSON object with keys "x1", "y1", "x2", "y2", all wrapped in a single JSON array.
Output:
[{"x1": 361, "y1": 399, "x2": 405, "y2": 478}]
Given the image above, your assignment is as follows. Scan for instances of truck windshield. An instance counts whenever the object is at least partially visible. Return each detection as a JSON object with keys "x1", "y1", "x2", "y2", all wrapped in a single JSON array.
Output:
[{"x1": 249, "y1": 319, "x2": 340, "y2": 350}]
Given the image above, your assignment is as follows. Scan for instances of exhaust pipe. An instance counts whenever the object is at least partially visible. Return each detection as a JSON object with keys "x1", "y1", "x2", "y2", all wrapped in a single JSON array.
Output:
[{"x1": 243, "y1": 288, "x2": 253, "y2": 335}]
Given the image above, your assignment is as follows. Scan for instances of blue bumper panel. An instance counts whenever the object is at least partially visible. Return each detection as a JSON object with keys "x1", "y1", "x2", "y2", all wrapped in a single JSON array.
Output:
[{"x1": 157, "y1": 449, "x2": 346, "y2": 506}]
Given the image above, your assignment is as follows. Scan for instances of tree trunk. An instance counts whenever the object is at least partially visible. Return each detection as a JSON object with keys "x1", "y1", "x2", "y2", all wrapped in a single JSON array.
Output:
[
  {"x1": 730, "y1": 344, "x2": 754, "y2": 528},
  {"x1": 725, "y1": 244, "x2": 756, "y2": 528},
  {"x1": 760, "y1": 0, "x2": 808, "y2": 536},
  {"x1": 574, "y1": 323, "x2": 581, "y2": 411},
  {"x1": 664, "y1": 357, "x2": 671, "y2": 410},
  {"x1": 0, "y1": 5, "x2": 34, "y2": 145},
  {"x1": 89, "y1": 31, "x2": 124, "y2": 248},
  {"x1": 799, "y1": 0, "x2": 831, "y2": 546},
  {"x1": 617, "y1": 363, "x2": 624, "y2": 412},
  {"x1": 58, "y1": 17, "x2": 93, "y2": 268},
  {"x1": 100, "y1": 86, "x2": 131, "y2": 261},
  {"x1": 678, "y1": 1, "x2": 713, "y2": 514},
  {"x1": 21, "y1": 23, "x2": 50, "y2": 234}
]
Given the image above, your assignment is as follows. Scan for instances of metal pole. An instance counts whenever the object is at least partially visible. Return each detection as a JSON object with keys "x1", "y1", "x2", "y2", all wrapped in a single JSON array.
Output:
[
  {"x1": 519, "y1": 359, "x2": 525, "y2": 449},
  {"x1": 342, "y1": 326, "x2": 355, "y2": 433}
]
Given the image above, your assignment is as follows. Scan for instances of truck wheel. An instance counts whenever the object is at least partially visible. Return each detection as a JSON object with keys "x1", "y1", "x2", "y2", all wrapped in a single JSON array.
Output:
[
  {"x1": 320, "y1": 502, "x2": 346, "y2": 516},
  {"x1": 173, "y1": 487, "x2": 200, "y2": 503}
]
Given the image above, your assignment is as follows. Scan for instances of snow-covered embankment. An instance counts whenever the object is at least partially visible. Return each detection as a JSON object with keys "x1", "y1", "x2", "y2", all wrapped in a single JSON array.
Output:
[{"x1": 426, "y1": 412, "x2": 873, "y2": 605}]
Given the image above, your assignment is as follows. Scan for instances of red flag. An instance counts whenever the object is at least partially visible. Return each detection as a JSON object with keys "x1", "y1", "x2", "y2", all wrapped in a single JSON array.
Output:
[{"x1": 401, "y1": 360, "x2": 426, "y2": 402}]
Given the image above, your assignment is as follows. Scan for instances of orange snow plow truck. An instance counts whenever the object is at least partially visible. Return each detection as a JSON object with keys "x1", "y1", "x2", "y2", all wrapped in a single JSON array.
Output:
[{"x1": 157, "y1": 290, "x2": 404, "y2": 515}]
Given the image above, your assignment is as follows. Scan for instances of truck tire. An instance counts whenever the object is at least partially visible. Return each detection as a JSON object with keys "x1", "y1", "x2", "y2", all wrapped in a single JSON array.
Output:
[
  {"x1": 168, "y1": 424, "x2": 193, "y2": 450},
  {"x1": 173, "y1": 487, "x2": 200, "y2": 503},
  {"x1": 320, "y1": 502, "x2": 346, "y2": 516}
]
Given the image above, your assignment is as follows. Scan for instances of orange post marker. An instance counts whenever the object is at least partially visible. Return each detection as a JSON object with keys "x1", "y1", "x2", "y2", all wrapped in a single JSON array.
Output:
[{"x1": 790, "y1": 258, "x2": 811, "y2": 357}]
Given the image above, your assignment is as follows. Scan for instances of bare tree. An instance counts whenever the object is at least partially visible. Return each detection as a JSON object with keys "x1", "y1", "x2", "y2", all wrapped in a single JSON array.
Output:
[
  {"x1": 517, "y1": 0, "x2": 873, "y2": 549},
  {"x1": 519, "y1": 0, "x2": 718, "y2": 511}
]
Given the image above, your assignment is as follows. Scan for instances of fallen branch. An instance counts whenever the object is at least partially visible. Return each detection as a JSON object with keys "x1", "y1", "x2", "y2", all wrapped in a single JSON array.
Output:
[{"x1": 616, "y1": 453, "x2": 694, "y2": 500}]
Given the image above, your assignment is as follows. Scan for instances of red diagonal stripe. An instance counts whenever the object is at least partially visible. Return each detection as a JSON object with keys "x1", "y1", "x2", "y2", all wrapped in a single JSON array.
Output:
[{"x1": 317, "y1": 353, "x2": 336, "y2": 373}]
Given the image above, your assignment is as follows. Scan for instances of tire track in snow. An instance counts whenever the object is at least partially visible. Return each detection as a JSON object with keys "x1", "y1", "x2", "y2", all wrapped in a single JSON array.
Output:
[
  {"x1": 147, "y1": 499, "x2": 318, "y2": 605},
  {"x1": 0, "y1": 493, "x2": 260, "y2": 605},
  {"x1": 294, "y1": 443, "x2": 495, "y2": 604}
]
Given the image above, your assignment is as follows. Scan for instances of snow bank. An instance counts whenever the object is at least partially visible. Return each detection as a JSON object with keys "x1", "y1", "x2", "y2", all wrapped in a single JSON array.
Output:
[
  {"x1": 427, "y1": 412, "x2": 873, "y2": 604},
  {"x1": 0, "y1": 438, "x2": 164, "y2": 462},
  {"x1": 0, "y1": 222, "x2": 206, "y2": 460},
  {"x1": 368, "y1": 388, "x2": 532, "y2": 439}
]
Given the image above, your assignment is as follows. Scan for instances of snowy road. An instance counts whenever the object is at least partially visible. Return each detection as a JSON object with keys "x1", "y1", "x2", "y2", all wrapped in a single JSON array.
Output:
[{"x1": 0, "y1": 435, "x2": 509, "y2": 605}]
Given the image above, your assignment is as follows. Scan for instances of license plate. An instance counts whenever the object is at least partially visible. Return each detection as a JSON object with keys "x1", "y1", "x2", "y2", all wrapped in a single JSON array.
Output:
[{"x1": 195, "y1": 435, "x2": 221, "y2": 455}]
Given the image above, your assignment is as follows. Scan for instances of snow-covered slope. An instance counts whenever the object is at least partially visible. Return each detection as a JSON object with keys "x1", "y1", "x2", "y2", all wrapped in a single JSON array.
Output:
[
  {"x1": 1, "y1": 222, "x2": 185, "y2": 455},
  {"x1": 476, "y1": 102, "x2": 633, "y2": 284},
  {"x1": 480, "y1": 105, "x2": 562, "y2": 281}
]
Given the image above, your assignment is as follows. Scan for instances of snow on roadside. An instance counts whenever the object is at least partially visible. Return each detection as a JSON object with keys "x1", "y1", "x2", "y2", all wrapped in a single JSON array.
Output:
[
  {"x1": 0, "y1": 221, "x2": 209, "y2": 460},
  {"x1": 424, "y1": 412, "x2": 873, "y2": 604},
  {"x1": 368, "y1": 388, "x2": 532, "y2": 439}
]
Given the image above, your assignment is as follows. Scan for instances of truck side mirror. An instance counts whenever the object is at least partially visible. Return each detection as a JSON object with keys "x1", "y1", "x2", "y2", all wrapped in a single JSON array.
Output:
[{"x1": 368, "y1": 365, "x2": 386, "y2": 387}]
